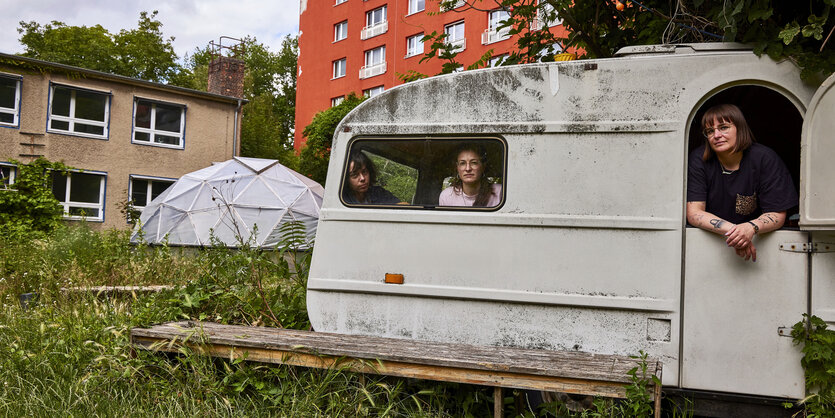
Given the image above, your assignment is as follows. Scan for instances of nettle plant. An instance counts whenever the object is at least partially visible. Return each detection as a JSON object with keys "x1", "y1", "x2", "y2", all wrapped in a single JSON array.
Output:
[
  {"x1": 791, "y1": 314, "x2": 835, "y2": 415},
  {"x1": 0, "y1": 157, "x2": 69, "y2": 237}
]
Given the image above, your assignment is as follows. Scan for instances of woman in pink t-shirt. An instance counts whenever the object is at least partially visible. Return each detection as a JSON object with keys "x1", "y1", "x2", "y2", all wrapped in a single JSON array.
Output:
[{"x1": 438, "y1": 145, "x2": 502, "y2": 207}]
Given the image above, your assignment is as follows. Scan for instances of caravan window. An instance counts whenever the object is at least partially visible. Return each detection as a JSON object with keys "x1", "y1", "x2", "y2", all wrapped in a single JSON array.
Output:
[{"x1": 341, "y1": 137, "x2": 506, "y2": 210}]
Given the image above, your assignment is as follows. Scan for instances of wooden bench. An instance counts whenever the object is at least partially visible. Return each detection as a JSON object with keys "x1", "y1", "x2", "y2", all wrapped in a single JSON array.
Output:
[{"x1": 131, "y1": 321, "x2": 662, "y2": 417}]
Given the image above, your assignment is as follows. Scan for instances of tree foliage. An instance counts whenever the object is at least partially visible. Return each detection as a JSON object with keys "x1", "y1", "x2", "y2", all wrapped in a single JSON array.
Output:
[
  {"x1": 18, "y1": 11, "x2": 300, "y2": 166},
  {"x1": 170, "y1": 36, "x2": 299, "y2": 165},
  {"x1": 240, "y1": 36, "x2": 298, "y2": 164},
  {"x1": 298, "y1": 94, "x2": 366, "y2": 186},
  {"x1": 424, "y1": 0, "x2": 835, "y2": 81},
  {"x1": 18, "y1": 11, "x2": 180, "y2": 83},
  {"x1": 0, "y1": 158, "x2": 69, "y2": 238}
]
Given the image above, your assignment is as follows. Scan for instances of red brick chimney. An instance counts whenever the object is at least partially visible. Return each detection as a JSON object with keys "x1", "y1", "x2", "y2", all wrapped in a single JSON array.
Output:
[
  {"x1": 207, "y1": 37, "x2": 245, "y2": 98},
  {"x1": 208, "y1": 56, "x2": 245, "y2": 98}
]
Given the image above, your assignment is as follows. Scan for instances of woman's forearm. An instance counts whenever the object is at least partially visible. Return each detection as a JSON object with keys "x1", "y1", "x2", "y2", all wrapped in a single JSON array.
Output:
[
  {"x1": 686, "y1": 202, "x2": 733, "y2": 235},
  {"x1": 749, "y1": 211, "x2": 787, "y2": 235}
]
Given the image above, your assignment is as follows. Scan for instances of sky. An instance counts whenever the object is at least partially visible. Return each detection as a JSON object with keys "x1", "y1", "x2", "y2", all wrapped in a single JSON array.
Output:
[{"x1": 0, "y1": 0, "x2": 300, "y2": 60}]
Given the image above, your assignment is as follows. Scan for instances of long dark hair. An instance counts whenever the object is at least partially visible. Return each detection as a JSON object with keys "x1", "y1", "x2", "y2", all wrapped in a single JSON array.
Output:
[
  {"x1": 701, "y1": 104, "x2": 756, "y2": 161},
  {"x1": 342, "y1": 151, "x2": 378, "y2": 203},
  {"x1": 450, "y1": 144, "x2": 494, "y2": 207},
  {"x1": 344, "y1": 150, "x2": 377, "y2": 185}
]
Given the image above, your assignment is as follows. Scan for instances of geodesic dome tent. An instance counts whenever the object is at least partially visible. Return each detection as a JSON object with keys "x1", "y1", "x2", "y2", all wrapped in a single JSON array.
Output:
[{"x1": 131, "y1": 157, "x2": 323, "y2": 249}]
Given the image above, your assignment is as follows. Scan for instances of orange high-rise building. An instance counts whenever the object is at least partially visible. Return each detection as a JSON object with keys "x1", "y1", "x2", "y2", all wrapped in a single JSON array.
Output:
[{"x1": 295, "y1": 0, "x2": 568, "y2": 148}]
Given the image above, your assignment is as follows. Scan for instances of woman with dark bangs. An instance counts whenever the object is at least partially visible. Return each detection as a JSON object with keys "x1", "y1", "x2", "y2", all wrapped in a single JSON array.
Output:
[
  {"x1": 686, "y1": 103, "x2": 797, "y2": 262},
  {"x1": 342, "y1": 151, "x2": 401, "y2": 205},
  {"x1": 438, "y1": 145, "x2": 502, "y2": 207}
]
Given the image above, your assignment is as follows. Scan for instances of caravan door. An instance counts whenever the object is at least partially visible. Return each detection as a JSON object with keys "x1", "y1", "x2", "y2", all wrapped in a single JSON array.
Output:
[{"x1": 800, "y1": 73, "x2": 835, "y2": 327}]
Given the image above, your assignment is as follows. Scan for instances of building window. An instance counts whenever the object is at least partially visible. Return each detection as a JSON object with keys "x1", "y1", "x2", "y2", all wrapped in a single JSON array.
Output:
[
  {"x1": 408, "y1": 0, "x2": 425, "y2": 14},
  {"x1": 360, "y1": 46, "x2": 386, "y2": 79},
  {"x1": 488, "y1": 54, "x2": 508, "y2": 67},
  {"x1": 48, "y1": 85, "x2": 110, "y2": 139},
  {"x1": 406, "y1": 34, "x2": 424, "y2": 58},
  {"x1": 130, "y1": 175, "x2": 175, "y2": 212},
  {"x1": 441, "y1": 0, "x2": 465, "y2": 11},
  {"x1": 334, "y1": 21, "x2": 348, "y2": 42},
  {"x1": 362, "y1": 6, "x2": 388, "y2": 39},
  {"x1": 445, "y1": 21, "x2": 466, "y2": 52},
  {"x1": 332, "y1": 96, "x2": 345, "y2": 107},
  {"x1": 0, "y1": 75, "x2": 21, "y2": 127},
  {"x1": 335, "y1": 0, "x2": 347, "y2": 4},
  {"x1": 483, "y1": 9, "x2": 511, "y2": 44},
  {"x1": 0, "y1": 162, "x2": 15, "y2": 190},
  {"x1": 341, "y1": 137, "x2": 506, "y2": 210},
  {"x1": 333, "y1": 58, "x2": 347, "y2": 79},
  {"x1": 51, "y1": 170, "x2": 106, "y2": 221},
  {"x1": 133, "y1": 98, "x2": 186, "y2": 149},
  {"x1": 367, "y1": 6, "x2": 387, "y2": 26},
  {"x1": 363, "y1": 86, "x2": 384, "y2": 98},
  {"x1": 537, "y1": 2, "x2": 562, "y2": 28}
]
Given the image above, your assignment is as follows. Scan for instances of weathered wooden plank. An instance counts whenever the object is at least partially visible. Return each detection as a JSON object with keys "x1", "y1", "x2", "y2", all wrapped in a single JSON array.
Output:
[
  {"x1": 63, "y1": 285, "x2": 175, "y2": 294},
  {"x1": 132, "y1": 334, "x2": 631, "y2": 398},
  {"x1": 131, "y1": 321, "x2": 658, "y2": 385}
]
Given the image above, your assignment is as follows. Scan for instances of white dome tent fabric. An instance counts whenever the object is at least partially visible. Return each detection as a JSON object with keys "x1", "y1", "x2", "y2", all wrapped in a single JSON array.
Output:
[{"x1": 131, "y1": 157, "x2": 323, "y2": 249}]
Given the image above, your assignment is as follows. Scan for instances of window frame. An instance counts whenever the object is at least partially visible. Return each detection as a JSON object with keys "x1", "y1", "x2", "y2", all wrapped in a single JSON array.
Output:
[
  {"x1": 484, "y1": 9, "x2": 511, "y2": 44},
  {"x1": 488, "y1": 54, "x2": 508, "y2": 67},
  {"x1": 538, "y1": 2, "x2": 562, "y2": 27},
  {"x1": 340, "y1": 135, "x2": 507, "y2": 211},
  {"x1": 363, "y1": 86, "x2": 385, "y2": 98},
  {"x1": 0, "y1": 162, "x2": 16, "y2": 190},
  {"x1": 441, "y1": 0, "x2": 465, "y2": 11},
  {"x1": 47, "y1": 83, "x2": 111, "y2": 140},
  {"x1": 131, "y1": 97, "x2": 187, "y2": 149},
  {"x1": 366, "y1": 6, "x2": 387, "y2": 27},
  {"x1": 365, "y1": 46, "x2": 386, "y2": 67},
  {"x1": 334, "y1": 20, "x2": 348, "y2": 42},
  {"x1": 406, "y1": 33, "x2": 425, "y2": 58},
  {"x1": 361, "y1": 46, "x2": 387, "y2": 78},
  {"x1": 444, "y1": 21, "x2": 466, "y2": 51},
  {"x1": 333, "y1": 58, "x2": 347, "y2": 79},
  {"x1": 128, "y1": 174, "x2": 176, "y2": 214},
  {"x1": 407, "y1": 0, "x2": 425, "y2": 15},
  {"x1": 51, "y1": 169, "x2": 107, "y2": 222},
  {"x1": 0, "y1": 73, "x2": 22, "y2": 128},
  {"x1": 331, "y1": 96, "x2": 345, "y2": 107}
]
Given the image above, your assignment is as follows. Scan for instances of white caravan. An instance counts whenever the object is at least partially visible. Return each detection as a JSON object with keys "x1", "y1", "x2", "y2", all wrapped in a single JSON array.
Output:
[{"x1": 306, "y1": 43, "x2": 835, "y2": 406}]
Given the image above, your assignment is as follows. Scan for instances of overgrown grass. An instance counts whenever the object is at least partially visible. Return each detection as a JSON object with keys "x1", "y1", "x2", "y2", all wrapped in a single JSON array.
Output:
[
  {"x1": 0, "y1": 223, "x2": 672, "y2": 417},
  {"x1": 0, "y1": 224, "x2": 504, "y2": 417}
]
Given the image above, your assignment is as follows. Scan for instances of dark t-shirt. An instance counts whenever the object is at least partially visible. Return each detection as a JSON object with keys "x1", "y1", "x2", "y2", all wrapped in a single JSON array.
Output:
[
  {"x1": 343, "y1": 185, "x2": 401, "y2": 205},
  {"x1": 687, "y1": 143, "x2": 797, "y2": 224}
]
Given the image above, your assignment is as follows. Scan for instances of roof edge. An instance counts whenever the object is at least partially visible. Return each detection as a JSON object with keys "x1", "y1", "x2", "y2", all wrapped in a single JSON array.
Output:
[{"x1": 0, "y1": 51, "x2": 248, "y2": 105}]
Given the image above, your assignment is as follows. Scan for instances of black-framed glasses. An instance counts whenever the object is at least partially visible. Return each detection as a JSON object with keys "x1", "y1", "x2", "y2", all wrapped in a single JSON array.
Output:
[{"x1": 703, "y1": 123, "x2": 733, "y2": 138}]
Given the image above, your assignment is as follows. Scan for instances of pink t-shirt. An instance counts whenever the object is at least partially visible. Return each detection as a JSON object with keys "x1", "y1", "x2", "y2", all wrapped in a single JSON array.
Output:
[{"x1": 438, "y1": 183, "x2": 502, "y2": 207}]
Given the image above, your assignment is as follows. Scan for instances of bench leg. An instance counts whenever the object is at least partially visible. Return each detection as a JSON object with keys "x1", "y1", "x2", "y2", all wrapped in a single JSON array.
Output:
[
  {"x1": 494, "y1": 386, "x2": 503, "y2": 418},
  {"x1": 654, "y1": 382, "x2": 662, "y2": 418}
]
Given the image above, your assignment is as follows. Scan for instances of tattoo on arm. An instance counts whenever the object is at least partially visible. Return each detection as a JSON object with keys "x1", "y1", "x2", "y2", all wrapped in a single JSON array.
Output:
[
  {"x1": 709, "y1": 219, "x2": 725, "y2": 229},
  {"x1": 758, "y1": 214, "x2": 777, "y2": 225}
]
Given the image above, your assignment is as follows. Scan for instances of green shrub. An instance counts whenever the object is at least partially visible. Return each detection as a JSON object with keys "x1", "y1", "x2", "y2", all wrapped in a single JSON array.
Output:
[
  {"x1": 0, "y1": 157, "x2": 69, "y2": 239},
  {"x1": 298, "y1": 93, "x2": 365, "y2": 186}
]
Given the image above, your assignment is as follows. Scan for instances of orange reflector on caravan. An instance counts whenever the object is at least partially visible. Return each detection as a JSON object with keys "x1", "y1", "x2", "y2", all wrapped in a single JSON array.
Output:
[{"x1": 385, "y1": 273, "x2": 404, "y2": 284}]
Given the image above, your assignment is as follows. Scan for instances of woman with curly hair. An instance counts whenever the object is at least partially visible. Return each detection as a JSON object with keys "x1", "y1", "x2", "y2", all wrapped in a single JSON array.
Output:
[{"x1": 438, "y1": 145, "x2": 501, "y2": 207}]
